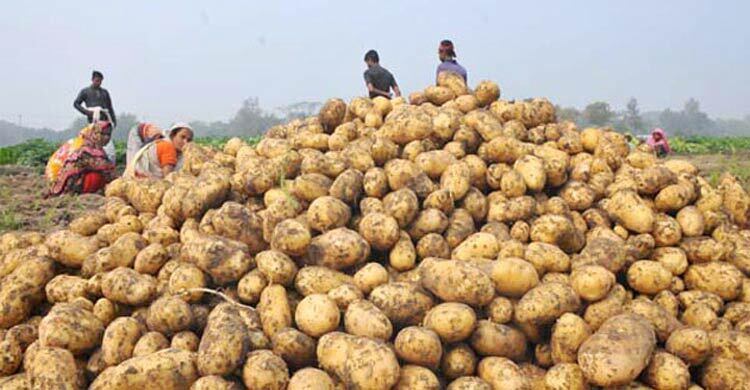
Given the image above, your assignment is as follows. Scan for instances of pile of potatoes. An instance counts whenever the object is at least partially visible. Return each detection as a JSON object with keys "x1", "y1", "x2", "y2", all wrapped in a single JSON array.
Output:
[{"x1": 3, "y1": 77, "x2": 750, "y2": 390}]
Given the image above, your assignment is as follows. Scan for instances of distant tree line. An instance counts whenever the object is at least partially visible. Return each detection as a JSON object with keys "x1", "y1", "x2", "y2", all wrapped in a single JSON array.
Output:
[{"x1": 556, "y1": 97, "x2": 750, "y2": 137}]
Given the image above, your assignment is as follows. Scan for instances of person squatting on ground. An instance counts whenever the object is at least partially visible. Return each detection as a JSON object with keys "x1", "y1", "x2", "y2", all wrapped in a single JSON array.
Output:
[{"x1": 125, "y1": 123, "x2": 194, "y2": 180}]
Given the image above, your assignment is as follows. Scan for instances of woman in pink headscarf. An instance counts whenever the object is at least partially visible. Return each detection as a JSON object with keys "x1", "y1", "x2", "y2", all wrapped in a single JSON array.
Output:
[{"x1": 647, "y1": 128, "x2": 671, "y2": 157}]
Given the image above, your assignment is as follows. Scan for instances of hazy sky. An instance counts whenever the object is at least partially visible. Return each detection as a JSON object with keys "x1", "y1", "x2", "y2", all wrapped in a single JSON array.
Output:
[{"x1": 1, "y1": 1, "x2": 748, "y2": 130}]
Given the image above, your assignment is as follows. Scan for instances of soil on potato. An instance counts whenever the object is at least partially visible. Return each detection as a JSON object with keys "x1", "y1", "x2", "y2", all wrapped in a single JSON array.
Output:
[{"x1": 0, "y1": 165, "x2": 104, "y2": 233}]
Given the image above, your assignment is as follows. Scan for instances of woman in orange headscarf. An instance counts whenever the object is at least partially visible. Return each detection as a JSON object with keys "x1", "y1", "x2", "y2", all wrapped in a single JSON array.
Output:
[{"x1": 45, "y1": 121, "x2": 115, "y2": 196}]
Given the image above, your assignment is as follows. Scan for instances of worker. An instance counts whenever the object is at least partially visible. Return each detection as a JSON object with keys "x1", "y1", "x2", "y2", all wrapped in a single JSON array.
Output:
[
  {"x1": 646, "y1": 128, "x2": 672, "y2": 157},
  {"x1": 125, "y1": 123, "x2": 194, "y2": 179},
  {"x1": 126, "y1": 122, "x2": 164, "y2": 165},
  {"x1": 45, "y1": 121, "x2": 115, "y2": 196},
  {"x1": 363, "y1": 50, "x2": 401, "y2": 99},
  {"x1": 436, "y1": 39, "x2": 467, "y2": 83},
  {"x1": 73, "y1": 71, "x2": 117, "y2": 162}
]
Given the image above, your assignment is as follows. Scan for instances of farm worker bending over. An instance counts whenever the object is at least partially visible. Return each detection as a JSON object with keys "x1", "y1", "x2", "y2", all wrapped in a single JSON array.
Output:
[
  {"x1": 647, "y1": 128, "x2": 672, "y2": 157},
  {"x1": 126, "y1": 122, "x2": 164, "y2": 165},
  {"x1": 125, "y1": 123, "x2": 194, "y2": 180},
  {"x1": 45, "y1": 121, "x2": 115, "y2": 196},
  {"x1": 74, "y1": 70, "x2": 117, "y2": 162},
  {"x1": 364, "y1": 50, "x2": 401, "y2": 99},
  {"x1": 436, "y1": 39, "x2": 467, "y2": 83}
]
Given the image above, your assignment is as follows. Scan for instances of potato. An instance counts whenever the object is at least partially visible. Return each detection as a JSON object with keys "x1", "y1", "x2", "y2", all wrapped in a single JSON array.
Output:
[
  {"x1": 530, "y1": 214, "x2": 584, "y2": 253},
  {"x1": 191, "y1": 376, "x2": 242, "y2": 390},
  {"x1": 93, "y1": 298, "x2": 117, "y2": 326},
  {"x1": 447, "y1": 377, "x2": 492, "y2": 390},
  {"x1": 394, "y1": 326, "x2": 443, "y2": 369},
  {"x1": 270, "y1": 218, "x2": 311, "y2": 258},
  {"x1": 258, "y1": 285, "x2": 293, "y2": 338},
  {"x1": 146, "y1": 296, "x2": 193, "y2": 336},
  {"x1": 515, "y1": 282, "x2": 580, "y2": 325},
  {"x1": 624, "y1": 298, "x2": 681, "y2": 342},
  {"x1": 90, "y1": 349, "x2": 198, "y2": 390},
  {"x1": 474, "y1": 80, "x2": 500, "y2": 106},
  {"x1": 254, "y1": 250, "x2": 297, "y2": 287},
  {"x1": 439, "y1": 344, "x2": 477, "y2": 380},
  {"x1": 37, "y1": 302, "x2": 104, "y2": 355},
  {"x1": 408, "y1": 209, "x2": 450, "y2": 240},
  {"x1": 543, "y1": 363, "x2": 588, "y2": 390},
  {"x1": 642, "y1": 350, "x2": 691, "y2": 390},
  {"x1": 319, "y1": 98, "x2": 347, "y2": 129},
  {"x1": 425, "y1": 85, "x2": 456, "y2": 105},
  {"x1": 168, "y1": 263, "x2": 207, "y2": 303},
  {"x1": 45, "y1": 230, "x2": 100, "y2": 268},
  {"x1": 69, "y1": 212, "x2": 110, "y2": 237},
  {"x1": 101, "y1": 317, "x2": 143, "y2": 366},
  {"x1": 327, "y1": 283, "x2": 364, "y2": 310},
  {"x1": 44, "y1": 274, "x2": 88, "y2": 304},
  {"x1": 369, "y1": 282, "x2": 434, "y2": 326},
  {"x1": 344, "y1": 299, "x2": 393, "y2": 340},
  {"x1": 133, "y1": 243, "x2": 168, "y2": 275},
  {"x1": 680, "y1": 236, "x2": 725, "y2": 264},
  {"x1": 420, "y1": 260, "x2": 495, "y2": 306},
  {"x1": 307, "y1": 196, "x2": 351, "y2": 232},
  {"x1": 295, "y1": 294, "x2": 340, "y2": 337},
  {"x1": 287, "y1": 368, "x2": 336, "y2": 390},
  {"x1": 383, "y1": 188, "x2": 420, "y2": 228},
  {"x1": 676, "y1": 205, "x2": 705, "y2": 237},
  {"x1": 700, "y1": 357, "x2": 750, "y2": 390},
  {"x1": 477, "y1": 357, "x2": 530, "y2": 390},
  {"x1": 294, "y1": 266, "x2": 353, "y2": 296},
  {"x1": 317, "y1": 332, "x2": 400, "y2": 389},
  {"x1": 653, "y1": 247, "x2": 688, "y2": 276},
  {"x1": 627, "y1": 260, "x2": 673, "y2": 295},
  {"x1": 101, "y1": 267, "x2": 157, "y2": 306},
  {"x1": 607, "y1": 190, "x2": 655, "y2": 233},
  {"x1": 469, "y1": 320, "x2": 527, "y2": 360},
  {"x1": 132, "y1": 332, "x2": 169, "y2": 357},
  {"x1": 170, "y1": 331, "x2": 199, "y2": 352},
  {"x1": 357, "y1": 212, "x2": 400, "y2": 251},
  {"x1": 569, "y1": 265, "x2": 614, "y2": 302},
  {"x1": 306, "y1": 228, "x2": 370, "y2": 270},
  {"x1": 180, "y1": 233, "x2": 253, "y2": 285},
  {"x1": 271, "y1": 327, "x2": 316, "y2": 369},
  {"x1": 352, "y1": 263, "x2": 388, "y2": 295},
  {"x1": 450, "y1": 232, "x2": 498, "y2": 261},
  {"x1": 577, "y1": 314, "x2": 656, "y2": 387},
  {"x1": 684, "y1": 262, "x2": 744, "y2": 300},
  {"x1": 550, "y1": 313, "x2": 591, "y2": 365},
  {"x1": 197, "y1": 303, "x2": 251, "y2": 376},
  {"x1": 489, "y1": 257, "x2": 540, "y2": 298},
  {"x1": 199, "y1": 202, "x2": 267, "y2": 254},
  {"x1": 423, "y1": 303, "x2": 477, "y2": 343},
  {"x1": 416, "y1": 233, "x2": 451, "y2": 259},
  {"x1": 524, "y1": 242, "x2": 570, "y2": 275},
  {"x1": 26, "y1": 346, "x2": 82, "y2": 389}
]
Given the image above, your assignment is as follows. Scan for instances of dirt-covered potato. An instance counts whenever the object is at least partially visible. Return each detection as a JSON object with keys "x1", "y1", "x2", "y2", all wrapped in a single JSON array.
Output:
[
  {"x1": 69, "y1": 212, "x2": 110, "y2": 237},
  {"x1": 420, "y1": 259, "x2": 495, "y2": 306},
  {"x1": 258, "y1": 284, "x2": 293, "y2": 338},
  {"x1": 255, "y1": 250, "x2": 298, "y2": 287},
  {"x1": 146, "y1": 296, "x2": 193, "y2": 336},
  {"x1": 170, "y1": 331, "x2": 199, "y2": 352},
  {"x1": 26, "y1": 346, "x2": 83, "y2": 389},
  {"x1": 489, "y1": 257, "x2": 540, "y2": 298},
  {"x1": 287, "y1": 367, "x2": 336, "y2": 390},
  {"x1": 101, "y1": 317, "x2": 143, "y2": 366},
  {"x1": 569, "y1": 265, "x2": 614, "y2": 302},
  {"x1": 530, "y1": 214, "x2": 584, "y2": 254},
  {"x1": 295, "y1": 294, "x2": 340, "y2": 337},
  {"x1": 344, "y1": 299, "x2": 393, "y2": 340},
  {"x1": 624, "y1": 298, "x2": 681, "y2": 342},
  {"x1": 90, "y1": 348, "x2": 198, "y2": 390},
  {"x1": 306, "y1": 227, "x2": 370, "y2": 270},
  {"x1": 515, "y1": 282, "x2": 581, "y2": 325},
  {"x1": 101, "y1": 267, "x2": 157, "y2": 306},
  {"x1": 317, "y1": 332, "x2": 400, "y2": 389},
  {"x1": 132, "y1": 332, "x2": 169, "y2": 357},
  {"x1": 607, "y1": 190, "x2": 655, "y2": 233},
  {"x1": 38, "y1": 301, "x2": 104, "y2": 355},
  {"x1": 394, "y1": 364, "x2": 441, "y2": 390},
  {"x1": 294, "y1": 266, "x2": 353, "y2": 296},
  {"x1": 191, "y1": 375, "x2": 243, "y2": 390},
  {"x1": 358, "y1": 212, "x2": 400, "y2": 250},
  {"x1": 684, "y1": 262, "x2": 743, "y2": 300},
  {"x1": 627, "y1": 260, "x2": 673, "y2": 295},
  {"x1": 700, "y1": 357, "x2": 750, "y2": 390},
  {"x1": 353, "y1": 262, "x2": 388, "y2": 295},
  {"x1": 383, "y1": 188, "x2": 420, "y2": 228},
  {"x1": 643, "y1": 350, "x2": 691, "y2": 390},
  {"x1": 423, "y1": 302, "x2": 477, "y2": 343},
  {"x1": 271, "y1": 327, "x2": 316, "y2": 369},
  {"x1": 394, "y1": 326, "x2": 443, "y2": 369},
  {"x1": 45, "y1": 230, "x2": 100, "y2": 268},
  {"x1": 197, "y1": 303, "x2": 252, "y2": 376},
  {"x1": 549, "y1": 313, "x2": 591, "y2": 365},
  {"x1": 167, "y1": 263, "x2": 207, "y2": 303},
  {"x1": 577, "y1": 314, "x2": 656, "y2": 387},
  {"x1": 307, "y1": 196, "x2": 351, "y2": 232},
  {"x1": 180, "y1": 233, "x2": 253, "y2": 285},
  {"x1": 469, "y1": 320, "x2": 527, "y2": 361},
  {"x1": 369, "y1": 282, "x2": 434, "y2": 326},
  {"x1": 477, "y1": 356, "x2": 530, "y2": 390},
  {"x1": 44, "y1": 274, "x2": 88, "y2": 304}
]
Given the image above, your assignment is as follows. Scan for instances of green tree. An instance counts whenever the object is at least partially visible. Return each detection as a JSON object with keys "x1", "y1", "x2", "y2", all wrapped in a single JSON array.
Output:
[
  {"x1": 228, "y1": 98, "x2": 283, "y2": 137},
  {"x1": 582, "y1": 101, "x2": 614, "y2": 126},
  {"x1": 623, "y1": 98, "x2": 643, "y2": 133}
]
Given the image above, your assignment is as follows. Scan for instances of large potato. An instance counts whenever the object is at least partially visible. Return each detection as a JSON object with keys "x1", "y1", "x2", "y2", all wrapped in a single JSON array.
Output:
[
  {"x1": 258, "y1": 285, "x2": 293, "y2": 338},
  {"x1": 26, "y1": 346, "x2": 82, "y2": 389},
  {"x1": 394, "y1": 326, "x2": 443, "y2": 369},
  {"x1": 420, "y1": 260, "x2": 495, "y2": 306},
  {"x1": 515, "y1": 282, "x2": 581, "y2": 325},
  {"x1": 369, "y1": 282, "x2": 434, "y2": 326},
  {"x1": 197, "y1": 303, "x2": 251, "y2": 376},
  {"x1": 345, "y1": 299, "x2": 393, "y2": 340},
  {"x1": 423, "y1": 303, "x2": 477, "y2": 343},
  {"x1": 295, "y1": 294, "x2": 340, "y2": 337},
  {"x1": 477, "y1": 357, "x2": 530, "y2": 390},
  {"x1": 607, "y1": 190, "x2": 655, "y2": 233},
  {"x1": 684, "y1": 262, "x2": 743, "y2": 300},
  {"x1": 45, "y1": 230, "x2": 100, "y2": 268},
  {"x1": 101, "y1": 267, "x2": 157, "y2": 306},
  {"x1": 91, "y1": 348, "x2": 198, "y2": 390},
  {"x1": 101, "y1": 317, "x2": 143, "y2": 366},
  {"x1": 550, "y1": 313, "x2": 591, "y2": 364},
  {"x1": 489, "y1": 257, "x2": 540, "y2": 298},
  {"x1": 643, "y1": 350, "x2": 691, "y2": 390},
  {"x1": 241, "y1": 350, "x2": 290, "y2": 390},
  {"x1": 307, "y1": 196, "x2": 351, "y2": 232},
  {"x1": 577, "y1": 314, "x2": 656, "y2": 387},
  {"x1": 317, "y1": 332, "x2": 400, "y2": 390},
  {"x1": 358, "y1": 212, "x2": 400, "y2": 250},
  {"x1": 306, "y1": 227, "x2": 370, "y2": 270},
  {"x1": 38, "y1": 302, "x2": 104, "y2": 355},
  {"x1": 470, "y1": 320, "x2": 527, "y2": 361}
]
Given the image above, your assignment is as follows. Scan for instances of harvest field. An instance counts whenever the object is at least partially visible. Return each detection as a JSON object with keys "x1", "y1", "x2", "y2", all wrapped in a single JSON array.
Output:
[{"x1": 2, "y1": 80, "x2": 750, "y2": 389}]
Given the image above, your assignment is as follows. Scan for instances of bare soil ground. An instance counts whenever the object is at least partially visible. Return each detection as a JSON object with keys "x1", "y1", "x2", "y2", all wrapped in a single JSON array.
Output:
[
  {"x1": 0, "y1": 166, "x2": 104, "y2": 233},
  {"x1": 1, "y1": 152, "x2": 749, "y2": 233}
]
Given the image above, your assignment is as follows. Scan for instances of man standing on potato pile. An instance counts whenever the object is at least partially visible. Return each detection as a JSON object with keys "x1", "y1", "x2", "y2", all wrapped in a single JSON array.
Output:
[
  {"x1": 74, "y1": 71, "x2": 117, "y2": 162},
  {"x1": 363, "y1": 50, "x2": 401, "y2": 99},
  {"x1": 437, "y1": 39, "x2": 467, "y2": 83}
]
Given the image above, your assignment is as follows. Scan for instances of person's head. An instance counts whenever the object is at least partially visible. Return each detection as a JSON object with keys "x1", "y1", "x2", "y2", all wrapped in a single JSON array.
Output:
[
  {"x1": 92, "y1": 71, "x2": 104, "y2": 88},
  {"x1": 142, "y1": 123, "x2": 164, "y2": 142},
  {"x1": 364, "y1": 50, "x2": 379, "y2": 67},
  {"x1": 168, "y1": 123, "x2": 194, "y2": 152},
  {"x1": 652, "y1": 128, "x2": 665, "y2": 140},
  {"x1": 438, "y1": 40, "x2": 456, "y2": 61},
  {"x1": 87, "y1": 121, "x2": 111, "y2": 147}
]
